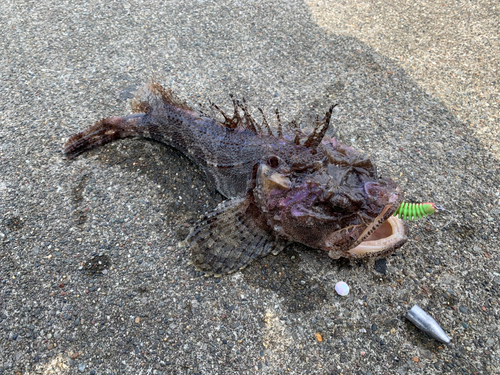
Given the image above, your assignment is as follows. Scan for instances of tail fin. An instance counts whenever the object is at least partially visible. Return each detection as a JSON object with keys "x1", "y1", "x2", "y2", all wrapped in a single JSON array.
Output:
[{"x1": 63, "y1": 114, "x2": 144, "y2": 159}]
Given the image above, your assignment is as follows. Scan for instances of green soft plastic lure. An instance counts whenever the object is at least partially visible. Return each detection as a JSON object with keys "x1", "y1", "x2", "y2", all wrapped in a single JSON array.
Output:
[{"x1": 394, "y1": 202, "x2": 437, "y2": 220}]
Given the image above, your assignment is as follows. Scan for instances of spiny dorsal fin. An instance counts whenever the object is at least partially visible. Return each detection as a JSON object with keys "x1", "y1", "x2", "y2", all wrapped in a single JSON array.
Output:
[
  {"x1": 131, "y1": 80, "x2": 193, "y2": 113},
  {"x1": 210, "y1": 97, "x2": 274, "y2": 136},
  {"x1": 276, "y1": 108, "x2": 283, "y2": 138},
  {"x1": 239, "y1": 98, "x2": 262, "y2": 134},
  {"x1": 291, "y1": 120, "x2": 301, "y2": 145},
  {"x1": 150, "y1": 81, "x2": 193, "y2": 111},
  {"x1": 133, "y1": 83, "x2": 338, "y2": 145},
  {"x1": 211, "y1": 101, "x2": 240, "y2": 129},
  {"x1": 303, "y1": 104, "x2": 337, "y2": 148},
  {"x1": 258, "y1": 108, "x2": 273, "y2": 136}
]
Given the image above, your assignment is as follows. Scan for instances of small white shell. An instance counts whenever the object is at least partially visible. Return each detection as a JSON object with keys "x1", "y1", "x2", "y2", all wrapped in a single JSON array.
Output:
[{"x1": 335, "y1": 281, "x2": 350, "y2": 296}]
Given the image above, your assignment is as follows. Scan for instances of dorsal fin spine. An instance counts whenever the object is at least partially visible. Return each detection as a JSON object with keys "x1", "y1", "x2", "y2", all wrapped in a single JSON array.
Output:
[
  {"x1": 276, "y1": 108, "x2": 283, "y2": 138},
  {"x1": 303, "y1": 104, "x2": 337, "y2": 148},
  {"x1": 258, "y1": 108, "x2": 273, "y2": 136}
]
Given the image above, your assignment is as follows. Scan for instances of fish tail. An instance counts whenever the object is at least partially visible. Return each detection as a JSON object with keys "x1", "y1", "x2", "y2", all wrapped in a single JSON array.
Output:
[{"x1": 63, "y1": 114, "x2": 144, "y2": 159}]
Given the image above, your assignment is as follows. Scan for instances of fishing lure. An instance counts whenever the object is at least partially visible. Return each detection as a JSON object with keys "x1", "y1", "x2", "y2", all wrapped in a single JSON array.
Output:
[{"x1": 393, "y1": 202, "x2": 437, "y2": 220}]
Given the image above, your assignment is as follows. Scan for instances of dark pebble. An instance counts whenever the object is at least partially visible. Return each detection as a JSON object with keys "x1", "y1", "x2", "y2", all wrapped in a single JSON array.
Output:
[
  {"x1": 371, "y1": 324, "x2": 377, "y2": 332},
  {"x1": 374, "y1": 258, "x2": 387, "y2": 275},
  {"x1": 459, "y1": 306, "x2": 468, "y2": 313}
]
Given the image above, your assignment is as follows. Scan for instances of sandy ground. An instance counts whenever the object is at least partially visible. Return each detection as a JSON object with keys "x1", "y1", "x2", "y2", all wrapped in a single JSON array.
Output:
[
  {"x1": 1, "y1": 0, "x2": 499, "y2": 374},
  {"x1": 308, "y1": 0, "x2": 500, "y2": 157}
]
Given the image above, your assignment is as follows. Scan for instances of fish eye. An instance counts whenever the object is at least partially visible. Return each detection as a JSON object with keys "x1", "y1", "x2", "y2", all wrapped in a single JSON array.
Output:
[{"x1": 267, "y1": 156, "x2": 280, "y2": 168}]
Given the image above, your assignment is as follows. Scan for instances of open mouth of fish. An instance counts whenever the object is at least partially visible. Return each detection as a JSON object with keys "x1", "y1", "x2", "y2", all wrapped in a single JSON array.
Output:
[
  {"x1": 327, "y1": 191, "x2": 407, "y2": 259},
  {"x1": 343, "y1": 215, "x2": 406, "y2": 257}
]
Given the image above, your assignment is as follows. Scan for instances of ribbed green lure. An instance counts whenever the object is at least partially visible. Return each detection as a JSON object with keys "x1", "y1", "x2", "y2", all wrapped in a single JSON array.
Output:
[{"x1": 394, "y1": 202, "x2": 437, "y2": 220}]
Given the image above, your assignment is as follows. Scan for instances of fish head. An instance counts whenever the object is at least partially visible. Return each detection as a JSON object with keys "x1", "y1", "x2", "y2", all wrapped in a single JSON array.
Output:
[{"x1": 252, "y1": 140, "x2": 406, "y2": 259}]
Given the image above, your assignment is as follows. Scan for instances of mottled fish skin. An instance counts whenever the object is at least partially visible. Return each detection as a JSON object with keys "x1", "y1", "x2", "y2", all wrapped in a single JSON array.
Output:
[
  {"x1": 64, "y1": 81, "x2": 406, "y2": 275},
  {"x1": 65, "y1": 82, "x2": 261, "y2": 198}
]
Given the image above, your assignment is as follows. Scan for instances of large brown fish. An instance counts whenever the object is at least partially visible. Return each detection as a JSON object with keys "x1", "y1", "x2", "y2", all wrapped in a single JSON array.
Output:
[{"x1": 64, "y1": 81, "x2": 406, "y2": 276}]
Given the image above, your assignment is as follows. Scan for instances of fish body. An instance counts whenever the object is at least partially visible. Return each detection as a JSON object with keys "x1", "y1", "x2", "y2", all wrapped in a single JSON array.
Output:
[{"x1": 64, "y1": 81, "x2": 407, "y2": 275}]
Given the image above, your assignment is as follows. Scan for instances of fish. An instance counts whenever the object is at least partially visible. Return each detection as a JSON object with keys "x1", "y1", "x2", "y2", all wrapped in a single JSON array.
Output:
[{"x1": 63, "y1": 81, "x2": 407, "y2": 276}]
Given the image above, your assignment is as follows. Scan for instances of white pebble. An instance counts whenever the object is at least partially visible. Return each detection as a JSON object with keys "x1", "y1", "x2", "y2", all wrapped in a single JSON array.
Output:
[{"x1": 335, "y1": 281, "x2": 350, "y2": 296}]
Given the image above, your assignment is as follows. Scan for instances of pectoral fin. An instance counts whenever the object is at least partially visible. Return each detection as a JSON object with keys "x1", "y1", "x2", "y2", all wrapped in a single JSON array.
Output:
[{"x1": 187, "y1": 197, "x2": 287, "y2": 276}]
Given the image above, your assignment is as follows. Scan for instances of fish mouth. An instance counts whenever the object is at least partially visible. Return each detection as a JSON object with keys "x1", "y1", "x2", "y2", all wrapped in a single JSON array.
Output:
[
  {"x1": 343, "y1": 216, "x2": 406, "y2": 257},
  {"x1": 328, "y1": 189, "x2": 407, "y2": 259}
]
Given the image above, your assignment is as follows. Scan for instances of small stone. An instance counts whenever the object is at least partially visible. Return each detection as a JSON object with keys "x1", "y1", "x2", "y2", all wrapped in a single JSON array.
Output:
[
  {"x1": 78, "y1": 363, "x2": 86, "y2": 372},
  {"x1": 71, "y1": 352, "x2": 80, "y2": 360},
  {"x1": 459, "y1": 306, "x2": 468, "y2": 313},
  {"x1": 335, "y1": 281, "x2": 349, "y2": 296},
  {"x1": 371, "y1": 324, "x2": 377, "y2": 332},
  {"x1": 315, "y1": 333, "x2": 323, "y2": 342},
  {"x1": 135, "y1": 317, "x2": 140, "y2": 324},
  {"x1": 462, "y1": 322, "x2": 469, "y2": 329},
  {"x1": 374, "y1": 258, "x2": 387, "y2": 275}
]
